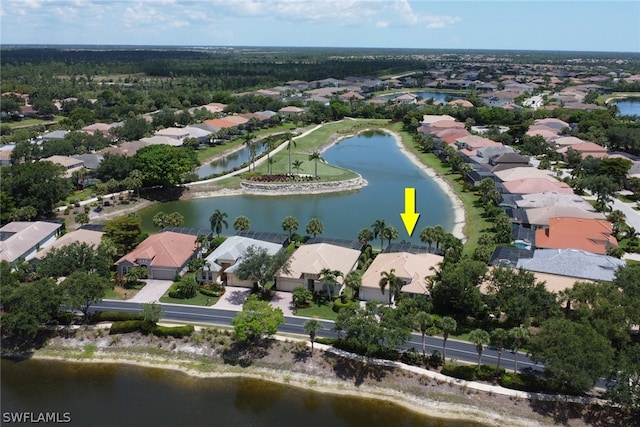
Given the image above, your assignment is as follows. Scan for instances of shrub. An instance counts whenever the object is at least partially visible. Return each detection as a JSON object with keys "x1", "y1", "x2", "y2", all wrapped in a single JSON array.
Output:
[
  {"x1": 91, "y1": 311, "x2": 144, "y2": 322},
  {"x1": 332, "y1": 296, "x2": 357, "y2": 312},
  {"x1": 441, "y1": 364, "x2": 503, "y2": 382},
  {"x1": 400, "y1": 348, "x2": 425, "y2": 367},
  {"x1": 109, "y1": 320, "x2": 146, "y2": 335},
  {"x1": 199, "y1": 287, "x2": 222, "y2": 297},
  {"x1": 315, "y1": 337, "x2": 336, "y2": 345},
  {"x1": 292, "y1": 287, "x2": 313, "y2": 308},
  {"x1": 55, "y1": 311, "x2": 76, "y2": 325},
  {"x1": 153, "y1": 324, "x2": 194, "y2": 338}
]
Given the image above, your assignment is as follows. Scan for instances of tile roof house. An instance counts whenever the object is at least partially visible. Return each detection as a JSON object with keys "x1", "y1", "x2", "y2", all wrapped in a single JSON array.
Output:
[
  {"x1": 155, "y1": 127, "x2": 191, "y2": 141},
  {"x1": 533, "y1": 118, "x2": 569, "y2": 130},
  {"x1": 203, "y1": 118, "x2": 238, "y2": 129},
  {"x1": 516, "y1": 249, "x2": 625, "y2": 283},
  {"x1": 488, "y1": 152, "x2": 530, "y2": 172},
  {"x1": 502, "y1": 178, "x2": 573, "y2": 195},
  {"x1": 455, "y1": 135, "x2": 503, "y2": 156},
  {"x1": 421, "y1": 114, "x2": 456, "y2": 125},
  {"x1": 98, "y1": 140, "x2": 150, "y2": 157},
  {"x1": 359, "y1": 252, "x2": 444, "y2": 304},
  {"x1": 278, "y1": 106, "x2": 305, "y2": 117},
  {"x1": 494, "y1": 166, "x2": 556, "y2": 182},
  {"x1": 0, "y1": 221, "x2": 63, "y2": 264},
  {"x1": 534, "y1": 217, "x2": 617, "y2": 254},
  {"x1": 525, "y1": 127, "x2": 561, "y2": 141},
  {"x1": 115, "y1": 231, "x2": 198, "y2": 280},
  {"x1": 276, "y1": 243, "x2": 360, "y2": 296},
  {"x1": 557, "y1": 142, "x2": 609, "y2": 159},
  {"x1": 523, "y1": 207, "x2": 605, "y2": 228},
  {"x1": 41, "y1": 155, "x2": 85, "y2": 177},
  {"x1": 198, "y1": 236, "x2": 282, "y2": 287}
]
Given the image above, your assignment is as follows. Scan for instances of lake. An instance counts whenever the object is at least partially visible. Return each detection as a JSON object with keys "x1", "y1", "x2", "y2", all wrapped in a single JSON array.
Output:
[
  {"x1": 1, "y1": 359, "x2": 485, "y2": 427},
  {"x1": 139, "y1": 131, "x2": 455, "y2": 244},
  {"x1": 196, "y1": 143, "x2": 268, "y2": 178},
  {"x1": 615, "y1": 98, "x2": 640, "y2": 118}
]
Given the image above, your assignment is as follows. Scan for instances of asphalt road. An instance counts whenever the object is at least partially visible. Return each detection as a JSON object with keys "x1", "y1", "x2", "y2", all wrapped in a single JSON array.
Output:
[{"x1": 91, "y1": 300, "x2": 543, "y2": 374}]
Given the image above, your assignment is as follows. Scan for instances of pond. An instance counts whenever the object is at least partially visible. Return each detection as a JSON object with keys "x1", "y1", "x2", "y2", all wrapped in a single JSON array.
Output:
[
  {"x1": 139, "y1": 131, "x2": 456, "y2": 245},
  {"x1": 196, "y1": 143, "x2": 268, "y2": 178},
  {"x1": 615, "y1": 98, "x2": 640, "y2": 118},
  {"x1": 1, "y1": 359, "x2": 486, "y2": 427}
]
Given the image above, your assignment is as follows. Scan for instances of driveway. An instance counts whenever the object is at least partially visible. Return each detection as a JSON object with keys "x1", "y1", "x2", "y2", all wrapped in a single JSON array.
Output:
[
  {"x1": 213, "y1": 286, "x2": 251, "y2": 311},
  {"x1": 213, "y1": 286, "x2": 295, "y2": 316},
  {"x1": 128, "y1": 279, "x2": 174, "y2": 303}
]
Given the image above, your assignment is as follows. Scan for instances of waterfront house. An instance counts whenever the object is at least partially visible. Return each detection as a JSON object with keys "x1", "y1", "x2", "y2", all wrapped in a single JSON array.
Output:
[
  {"x1": 115, "y1": 231, "x2": 198, "y2": 280},
  {"x1": 276, "y1": 243, "x2": 360, "y2": 296},
  {"x1": 359, "y1": 252, "x2": 443, "y2": 304}
]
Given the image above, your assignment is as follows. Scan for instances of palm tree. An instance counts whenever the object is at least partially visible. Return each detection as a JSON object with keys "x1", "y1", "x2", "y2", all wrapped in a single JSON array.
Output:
[
  {"x1": 303, "y1": 319, "x2": 323, "y2": 355},
  {"x1": 509, "y1": 326, "x2": 530, "y2": 373},
  {"x1": 262, "y1": 136, "x2": 276, "y2": 175},
  {"x1": 209, "y1": 209, "x2": 228, "y2": 237},
  {"x1": 292, "y1": 159, "x2": 304, "y2": 174},
  {"x1": 195, "y1": 234, "x2": 209, "y2": 252},
  {"x1": 285, "y1": 132, "x2": 296, "y2": 175},
  {"x1": 433, "y1": 225, "x2": 446, "y2": 250},
  {"x1": 491, "y1": 328, "x2": 509, "y2": 377},
  {"x1": 439, "y1": 316, "x2": 457, "y2": 365},
  {"x1": 305, "y1": 217, "x2": 324, "y2": 238},
  {"x1": 469, "y1": 328, "x2": 490, "y2": 368},
  {"x1": 282, "y1": 215, "x2": 299, "y2": 240},
  {"x1": 357, "y1": 228, "x2": 374, "y2": 246},
  {"x1": 414, "y1": 311, "x2": 433, "y2": 356},
  {"x1": 371, "y1": 219, "x2": 386, "y2": 251},
  {"x1": 308, "y1": 151, "x2": 322, "y2": 177},
  {"x1": 420, "y1": 226, "x2": 436, "y2": 252},
  {"x1": 344, "y1": 270, "x2": 362, "y2": 299},
  {"x1": 243, "y1": 133, "x2": 255, "y2": 171},
  {"x1": 233, "y1": 215, "x2": 250, "y2": 232},
  {"x1": 378, "y1": 268, "x2": 403, "y2": 306},
  {"x1": 319, "y1": 268, "x2": 342, "y2": 298},
  {"x1": 381, "y1": 225, "x2": 399, "y2": 248}
]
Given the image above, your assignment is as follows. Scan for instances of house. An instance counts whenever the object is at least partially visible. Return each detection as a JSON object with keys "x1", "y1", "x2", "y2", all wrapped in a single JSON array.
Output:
[
  {"x1": 71, "y1": 154, "x2": 103, "y2": 171},
  {"x1": 115, "y1": 231, "x2": 198, "y2": 280},
  {"x1": 502, "y1": 178, "x2": 573, "y2": 195},
  {"x1": 516, "y1": 249, "x2": 625, "y2": 283},
  {"x1": 276, "y1": 243, "x2": 360, "y2": 296},
  {"x1": 515, "y1": 191, "x2": 595, "y2": 211},
  {"x1": 80, "y1": 122, "x2": 122, "y2": 138},
  {"x1": 533, "y1": 118, "x2": 569, "y2": 131},
  {"x1": 535, "y1": 217, "x2": 617, "y2": 255},
  {"x1": 493, "y1": 167, "x2": 556, "y2": 183},
  {"x1": 557, "y1": 142, "x2": 609, "y2": 159},
  {"x1": 0, "y1": 221, "x2": 63, "y2": 264},
  {"x1": 38, "y1": 130, "x2": 69, "y2": 142},
  {"x1": 0, "y1": 145, "x2": 14, "y2": 166},
  {"x1": 359, "y1": 252, "x2": 443, "y2": 303},
  {"x1": 393, "y1": 93, "x2": 418, "y2": 104},
  {"x1": 487, "y1": 152, "x2": 530, "y2": 172},
  {"x1": 31, "y1": 227, "x2": 104, "y2": 263},
  {"x1": 155, "y1": 127, "x2": 191, "y2": 141},
  {"x1": 99, "y1": 140, "x2": 150, "y2": 157},
  {"x1": 278, "y1": 106, "x2": 305, "y2": 117},
  {"x1": 523, "y1": 207, "x2": 605, "y2": 228},
  {"x1": 41, "y1": 155, "x2": 85, "y2": 177},
  {"x1": 140, "y1": 135, "x2": 183, "y2": 147},
  {"x1": 198, "y1": 235, "x2": 282, "y2": 286}
]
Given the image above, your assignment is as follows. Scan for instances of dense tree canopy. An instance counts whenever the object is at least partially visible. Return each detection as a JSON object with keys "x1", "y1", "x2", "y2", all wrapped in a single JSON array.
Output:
[
  {"x1": 232, "y1": 295, "x2": 284, "y2": 343},
  {"x1": 133, "y1": 144, "x2": 198, "y2": 188}
]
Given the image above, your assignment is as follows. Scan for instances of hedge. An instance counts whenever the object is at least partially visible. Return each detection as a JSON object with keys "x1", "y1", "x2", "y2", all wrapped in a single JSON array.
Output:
[
  {"x1": 440, "y1": 364, "x2": 503, "y2": 381},
  {"x1": 199, "y1": 288, "x2": 223, "y2": 298},
  {"x1": 109, "y1": 320, "x2": 194, "y2": 338},
  {"x1": 92, "y1": 311, "x2": 144, "y2": 322},
  {"x1": 332, "y1": 297, "x2": 358, "y2": 312}
]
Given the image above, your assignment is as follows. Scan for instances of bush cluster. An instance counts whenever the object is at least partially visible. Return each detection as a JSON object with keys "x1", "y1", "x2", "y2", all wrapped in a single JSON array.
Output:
[
  {"x1": 441, "y1": 364, "x2": 504, "y2": 381},
  {"x1": 332, "y1": 297, "x2": 358, "y2": 312},
  {"x1": 109, "y1": 320, "x2": 194, "y2": 338}
]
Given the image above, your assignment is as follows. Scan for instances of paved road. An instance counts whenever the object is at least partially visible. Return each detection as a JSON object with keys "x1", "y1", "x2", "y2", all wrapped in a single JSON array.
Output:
[{"x1": 91, "y1": 300, "x2": 542, "y2": 374}]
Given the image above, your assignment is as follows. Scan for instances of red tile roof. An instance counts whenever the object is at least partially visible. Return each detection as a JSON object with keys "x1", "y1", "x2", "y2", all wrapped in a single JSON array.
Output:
[
  {"x1": 116, "y1": 232, "x2": 197, "y2": 269},
  {"x1": 535, "y1": 217, "x2": 617, "y2": 255}
]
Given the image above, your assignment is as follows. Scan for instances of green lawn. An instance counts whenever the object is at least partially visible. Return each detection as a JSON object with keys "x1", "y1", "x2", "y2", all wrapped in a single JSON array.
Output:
[
  {"x1": 392, "y1": 123, "x2": 491, "y2": 256},
  {"x1": 159, "y1": 292, "x2": 219, "y2": 306},
  {"x1": 295, "y1": 303, "x2": 338, "y2": 320}
]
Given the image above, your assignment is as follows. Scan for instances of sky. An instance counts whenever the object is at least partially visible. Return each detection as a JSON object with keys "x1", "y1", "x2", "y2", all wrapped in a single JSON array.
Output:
[{"x1": 1, "y1": 0, "x2": 639, "y2": 52}]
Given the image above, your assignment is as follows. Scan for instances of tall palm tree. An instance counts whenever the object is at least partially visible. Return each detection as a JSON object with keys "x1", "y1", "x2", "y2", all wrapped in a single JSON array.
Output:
[
  {"x1": 209, "y1": 209, "x2": 228, "y2": 237},
  {"x1": 243, "y1": 133, "x2": 255, "y2": 171},
  {"x1": 285, "y1": 132, "x2": 296, "y2": 175},
  {"x1": 420, "y1": 226, "x2": 436, "y2": 252},
  {"x1": 469, "y1": 328, "x2": 490, "y2": 368},
  {"x1": 262, "y1": 136, "x2": 276, "y2": 175},
  {"x1": 308, "y1": 151, "x2": 322, "y2": 177},
  {"x1": 357, "y1": 228, "x2": 374, "y2": 246},
  {"x1": 378, "y1": 268, "x2": 403, "y2": 306},
  {"x1": 292, "y1": 159, "x2": 304, "y2": 174},
  {"x1": 381, "y1": 225, "x2": 399, "y2": 248},
  {"x1": 233, "y1": 215, "x2": 250, "y2": 232},
  {"x1": 282, "y1": 215, "x2": 299, "y2": 240},
  {"x1": 433, "y1": 225, "x2": 446, "y2": 250},
  {"x1": 509, "y1": 326, "x2": 530, "y2": 373},
  {"x1": 414, "y1": 311, "x2": 433, "y2": 356},
  {"x1": 305, "y1": 217, "x2": 324, "y2": 238},
  {"x1": 303, "y1": 319, "x2": 323, "y2": 355},
  {"x1": 491, "y1": 328, "x2": 509, "y2": 377},
  {"x1": 439, "y1": 316, "x2": 457, "y2": 365},
  {"x1": 195, "y1": 234, "x2": 209, "y2": 253},
  {"x1": 371, "y1": 219, "x2": 386, "y2": 251}
]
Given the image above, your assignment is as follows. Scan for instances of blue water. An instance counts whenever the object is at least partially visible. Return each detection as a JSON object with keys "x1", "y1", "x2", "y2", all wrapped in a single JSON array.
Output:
[
  {"x1": 414, "y1": 91, "x2": 464, "y2": 103},
  {"x1": 196, "y1": 144, "x2": 268, "y2": 178},
  {"x1": 140, "y1": 131, "x2": 455, "y2": 244},
  {"x1": 615, "y1": 98, "x2": 640, "y2": 118}
]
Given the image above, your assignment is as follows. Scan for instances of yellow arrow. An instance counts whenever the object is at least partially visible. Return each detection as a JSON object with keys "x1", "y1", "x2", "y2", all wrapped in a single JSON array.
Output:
[{"x1": 400, "y1": 187, "x2": 420, "y2": 237}]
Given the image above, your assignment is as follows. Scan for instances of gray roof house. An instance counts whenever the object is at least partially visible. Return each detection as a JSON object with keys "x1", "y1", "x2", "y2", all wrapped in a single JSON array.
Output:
[
  {"x1": 0, "y1": 221, "x2": 63, "y2": 264},
  {"x1": 516, "y1": 249, "x2": 625, "y2": 282},
  {"x1": 199, "y1": 235, "x2": 282, "y2": 287}
]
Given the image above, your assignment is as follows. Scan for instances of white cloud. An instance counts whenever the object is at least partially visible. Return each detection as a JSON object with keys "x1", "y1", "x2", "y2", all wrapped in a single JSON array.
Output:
[{"x1": 376, "y1": 21, "x2": 389, "y2": 29}]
